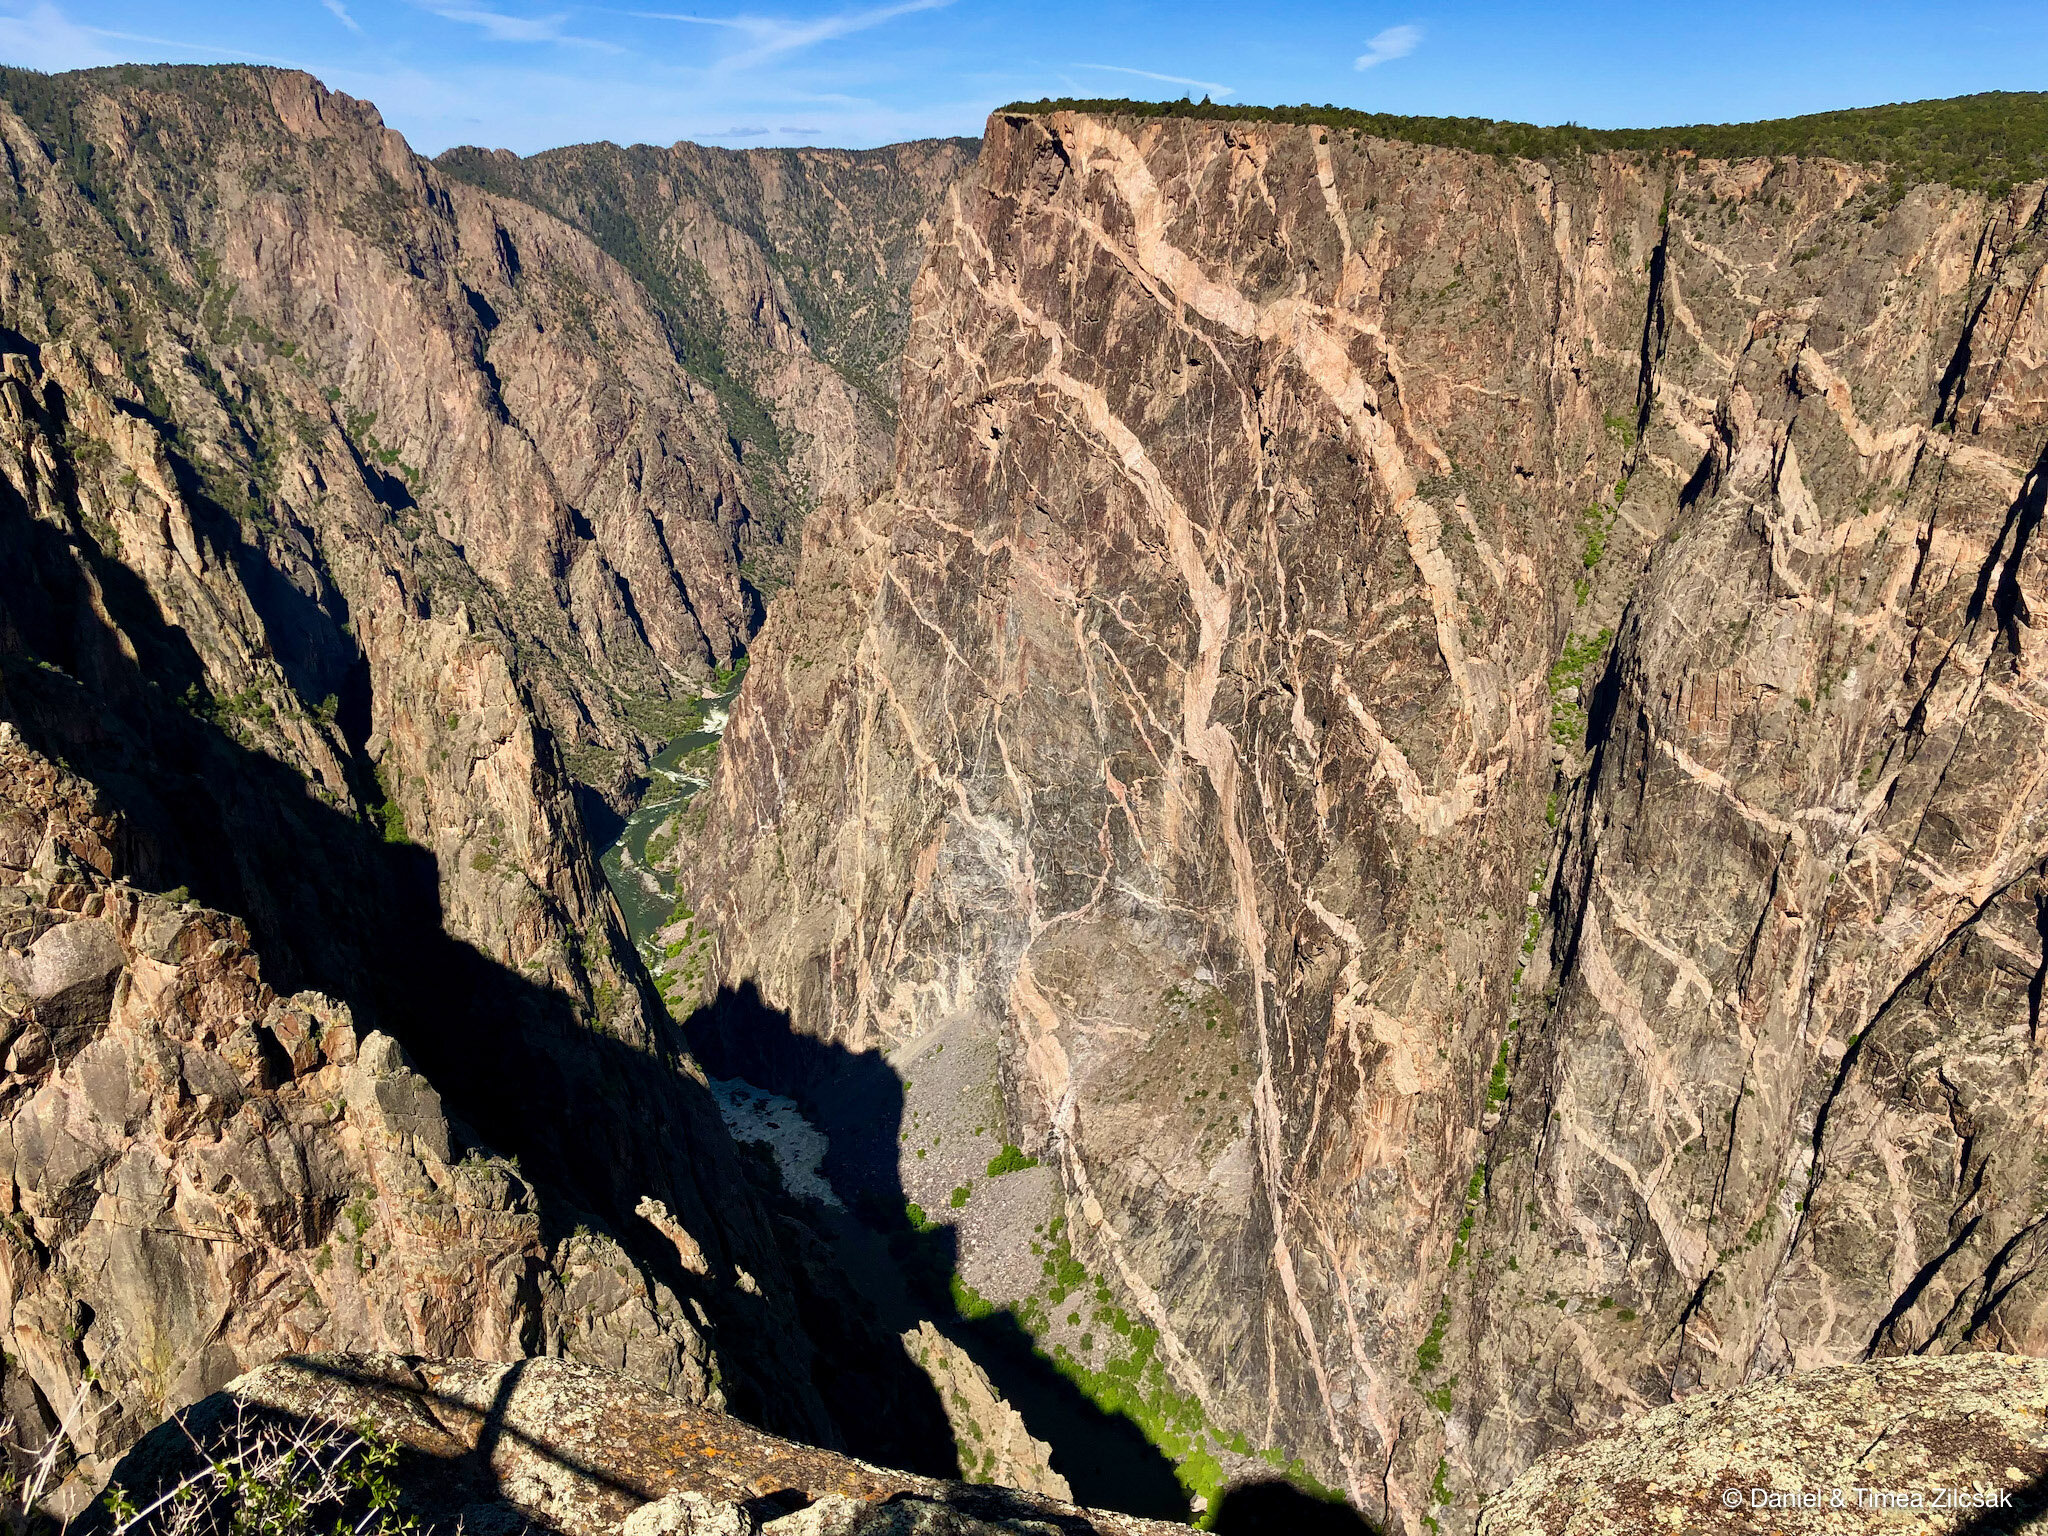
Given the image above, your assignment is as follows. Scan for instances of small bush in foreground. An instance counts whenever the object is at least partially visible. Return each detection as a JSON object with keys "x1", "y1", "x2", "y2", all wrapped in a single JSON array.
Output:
[{"x1": 73, "y1": 1403, "x2": 418, "y2": 1536}]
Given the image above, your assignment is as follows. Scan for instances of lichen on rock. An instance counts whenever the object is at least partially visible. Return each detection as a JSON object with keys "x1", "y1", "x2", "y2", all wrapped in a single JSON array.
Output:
[{"x1": 1480, "y1": 1353, "x2": 2048, "y2": 1535}]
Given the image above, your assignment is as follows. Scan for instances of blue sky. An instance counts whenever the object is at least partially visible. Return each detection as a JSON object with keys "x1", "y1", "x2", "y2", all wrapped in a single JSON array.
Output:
[{"x1": 1, "y1": 0, "x2": 2044, "y2": 156}]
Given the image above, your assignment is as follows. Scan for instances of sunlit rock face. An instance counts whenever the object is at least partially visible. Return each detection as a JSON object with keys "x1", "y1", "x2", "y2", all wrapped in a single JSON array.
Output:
[
  {"x1": 1480, "y1": 1354, "x2": 2048, "y2": 1536},
  {"x1": 0, "y1": 63, "x2": 975, "y2": 1493},
  {"x1": 0, "y1": 727, "x2": 730, "y2": 1508},
  {"x1": 679, "y1": 108, "x2": 2048, "y2": 1531},
  {"x1": 434, "y1": 132, "x2": 982, "y2": 583}
]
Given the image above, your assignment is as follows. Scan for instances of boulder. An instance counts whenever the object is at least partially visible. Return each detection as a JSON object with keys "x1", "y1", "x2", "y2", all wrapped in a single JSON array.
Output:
[{"x1": 1479, "y1": 1353, "x2": 2048, "y2": 1535}]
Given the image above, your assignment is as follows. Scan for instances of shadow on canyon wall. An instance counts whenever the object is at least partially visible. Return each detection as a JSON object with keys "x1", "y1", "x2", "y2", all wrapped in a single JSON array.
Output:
[
  {"x1": 1207, "y1": 1481, "x2": 1376, "y2": 1535},
  {"x1": 0, "y1": 417, "x2": 898, "y2": 1453},
  {"x1": 687, "y1": 982, "x2": 1203, "y2": 1523}
]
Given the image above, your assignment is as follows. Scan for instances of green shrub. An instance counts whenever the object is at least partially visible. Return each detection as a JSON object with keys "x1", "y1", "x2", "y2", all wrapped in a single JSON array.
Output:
[
  {"x1": 91, "y1": 1405, "x2": 418, "y2": 1536},
  {"x1": 950, "y1": 1273, "x2": 997, "y2": 1319},
  {"x1": 986, "y1": 1143, "x2": 1040, "y2": 1177},
  {"x1": 1416, "y1": 1307, "x2": 1450, "y2": 1374}
]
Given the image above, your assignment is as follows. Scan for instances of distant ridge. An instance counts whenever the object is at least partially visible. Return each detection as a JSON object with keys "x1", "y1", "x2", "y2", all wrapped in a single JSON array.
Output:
[{"x1": 999, "y1": 90, "x2": 2048, "y2": 196}]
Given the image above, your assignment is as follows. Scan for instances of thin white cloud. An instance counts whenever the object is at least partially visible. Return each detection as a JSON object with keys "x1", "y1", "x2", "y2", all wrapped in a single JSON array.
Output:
[
  {"x1": 321, "y1": 0, "x2": 365, "y2": 33},
  {"x1": 624, "y1": 0, "x2": 952, "y2": 69},
  {"x1": 0, "y1": 0, "x2": 123, "y2": 70},
  {"x1": 319, "y1": 52, "x2": 988, "y2": 155},
  {"x1": 79, "y1": 22, "x2": 314, "y2": 66},
  {"x1": 1074, "y1": 63, "x2": 1232, "y2": 98},
  {"x1": 422, "y1": 4, "x2": 623, "y2": 50},
  {"x1": 1353, "y1": 23, "x2": 1420, "y2": 70}
]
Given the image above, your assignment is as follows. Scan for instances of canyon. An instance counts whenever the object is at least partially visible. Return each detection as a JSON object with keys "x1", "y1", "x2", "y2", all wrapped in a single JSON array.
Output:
[
  {"x1": 2, "y1": 58, "x2": 2047, "y2": 1536},
  {"x1": 0, "y1": 60, "x2": 976, "y2": 1513}
]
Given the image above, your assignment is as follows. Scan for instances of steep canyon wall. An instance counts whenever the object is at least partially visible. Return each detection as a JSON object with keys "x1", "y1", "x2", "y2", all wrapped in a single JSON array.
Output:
[
  {"x1": 436, "y1": 132, "x2": 979, "y2": 589},
  {"x1": 678, "y1": 109, "x2": 2048, "y2": 1531}
]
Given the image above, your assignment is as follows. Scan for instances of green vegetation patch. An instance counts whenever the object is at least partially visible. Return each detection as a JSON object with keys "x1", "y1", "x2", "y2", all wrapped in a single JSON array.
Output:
[
  {"x1": 1045, "y1": 1320, "x2": 1222, "y2": 1510},
  {"x1": 888, "y1": 1191, "x2": 1352, "y2": 1525},
  {"x1": 1485, "y1": 1034, "x2": 1514, "y2": 1106},
  {"x1": 365, "y1": 763, "x2": 410, "y2": 845},
  {"x1": 1547, "y1": 628, "x2": 1614, "y2": 748},
  {"x1": 997, "y1": 91, "x2": 2048, "y2": 196},
  {"x1": 99, "y1": 1408, "x2": 420, "y2": 1536},
  {"x1": 1415, "y1": 1306, "x2": 1450, "y2": 1375},
  {"x1": 1012, "y1": 1215, "x2": 1344, "y2": 1521},
  {"x1": 986, "y1": 1143, "x2": 1041, "y2": 1177}
]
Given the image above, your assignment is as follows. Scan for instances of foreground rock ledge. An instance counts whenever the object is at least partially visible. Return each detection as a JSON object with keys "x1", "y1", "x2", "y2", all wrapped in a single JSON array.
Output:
[
  {"x1": 1479, "y1": 1354, "x2": 2048, "y2": 1535},
  {"x1": 104, "y1": 1354, "x2": 1191, "y2": 1535}
]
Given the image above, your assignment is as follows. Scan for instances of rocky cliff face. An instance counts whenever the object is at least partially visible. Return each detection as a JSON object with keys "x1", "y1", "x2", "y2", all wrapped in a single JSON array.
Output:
[
  {"x1": 435, "y1": 134, "x2": 978, "y2": 591},
  {"x1": 0, "y1": 63, "x2": 973, "y2": 1500},
  {"x1": 678, "y1": 109, "x2": 2048, "y2": 1529},
  {"x1": 11, "y1": 61, "x2": 2048, "y2": 1536},
  {"x1": 0, "y1": 725, "x2": 735, "y2": 1508}
]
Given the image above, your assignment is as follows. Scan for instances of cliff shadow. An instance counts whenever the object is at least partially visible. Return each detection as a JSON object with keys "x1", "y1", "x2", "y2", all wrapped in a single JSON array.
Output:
[
  {"x1": 0, "y1": 474, "x2": 842, "y2": 1449},
  {"x1": 684, "y1": 982, "x2": 1194, "y2": 1522},
  {"x1": 1209, "y1": 1481, "x2": 1378, "y2": 1535}
]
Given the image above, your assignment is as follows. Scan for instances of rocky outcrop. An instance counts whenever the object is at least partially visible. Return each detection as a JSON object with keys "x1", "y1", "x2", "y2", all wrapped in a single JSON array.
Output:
[
  {"x1": 1480, "y1": 1353, "x2": 2048, "y2": 1535},
  {"x1": 0, "y1": 725, "x2": 733, "y2": 1509},
  {"x1": 677, "y1": 108, "x2": 2048, "y2": 1530},
  {"x1": 901, "y1": 1321, "x2": 1069, "y2": 1500},
  {"x1": 106, "y1": 1352, "x2": 1190, "y2": 1536}
]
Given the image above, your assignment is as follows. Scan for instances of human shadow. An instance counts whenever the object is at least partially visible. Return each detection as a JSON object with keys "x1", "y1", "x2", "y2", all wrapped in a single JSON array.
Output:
[
  {"x1": 684, "y1": 982, "x2": 1193, "y2": 1521},
  {"x1": 0, "y1": 374, "x2": 855, "y2": 1455},
  {"x1": 1952, "y1": 1462, "x2": 2048, "y2": 1536}
]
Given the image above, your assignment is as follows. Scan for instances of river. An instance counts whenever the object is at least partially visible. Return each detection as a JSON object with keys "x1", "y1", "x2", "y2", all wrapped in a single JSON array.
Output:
[
  {"x1": 597, "y1": 682, "x2": 739, "y2": 959},
  {"x1": 595, "y1": 677, "x2": 846, "y2": 1214}
]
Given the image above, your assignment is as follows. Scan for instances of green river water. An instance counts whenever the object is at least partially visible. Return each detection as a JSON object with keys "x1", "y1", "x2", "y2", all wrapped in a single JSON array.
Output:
[{"x1": 598, "y1": 682, "x2": 739, "y2": 958}]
